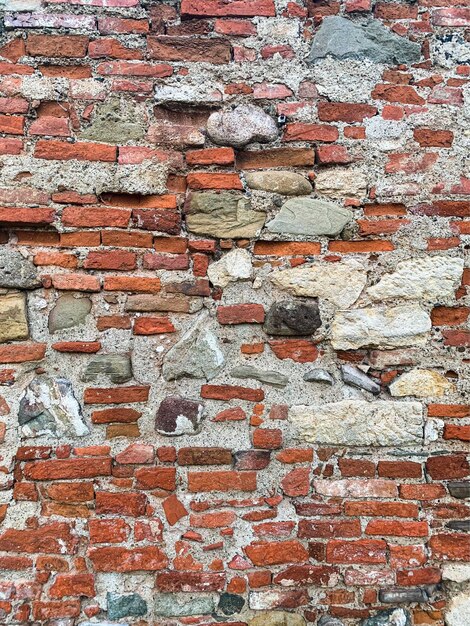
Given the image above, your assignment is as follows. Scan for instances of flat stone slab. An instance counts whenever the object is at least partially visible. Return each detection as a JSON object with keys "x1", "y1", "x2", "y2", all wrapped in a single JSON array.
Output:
[
  {"x1": 267, "y1": 197, "x2": 352, "y2": 236},
  {"x1": 390, "y1": 368, "x2": 455, "y2": 398},
  {"x1": 0, "y1": 292, "x2": 29, "y2": 343},
  {"x1": 245, "y1": 171, "x2": 312, "y2": 195}
]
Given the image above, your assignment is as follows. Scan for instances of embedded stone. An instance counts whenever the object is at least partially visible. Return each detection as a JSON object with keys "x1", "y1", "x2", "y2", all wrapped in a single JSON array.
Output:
[
  {"x1": 249, "y1": 611, "x2": 306, "y2": 626},
  {"x1": 207, "y1": 248, "x2": 253, "y2": 288},
  {"x1": 266, "y1": 197, "x2": 352, "y2": 236},
  {"x1": 154, "y1": 594, "x2": 215, "y2": 617},
  {"x1": 155, "y1": 396, "x2": 204, "y2": 436},
  {"x1": 314, "y1": 168, "x2": 367, "y2": 199},
  {"x1": 446, "y1": 521, "x2": 470, "y2": 532},
  {"x1": 81, "y1": 97, "x2": 145, "y2": 143},
  {"x1": 82, "y1": 354, "x2": 133, "y2": 384},
  {"x1": 107, "y1": 592, "x2": 147, "y2": 620},
  {"x1": 231, "y1": 365, "x2": 288, "y2": 388},
  {"x1": 48, "y1": 295, "x2": 92, "y2": 333},
  {"x1": 319, "y1": 618, "x2": 345, "y2": 626},
  {"x1": 443, "y1": 564, "x2": 470, "y2": 583},
  {"x1": 186, "y1": 193, "x2": 266, "y2": 239},
  {"x1": 0, "y1": 292, "x2": 29, "y2": 343},
  {"x1": 309, "y1": 16, "x2": 421, "y2": 65},
  {"x1": 378, "y1": 589, "x2": 429, "y2": 604},
  {"x1": 245, "y1": 171, "x2": 312, "y2": 196},
  {"x1": 162, "y1": 312, "x2": 224, "y2": 381},
  {"x1": 368, "y1": 256, "x2": 464, "y2": 302},
  {"x1": 18, "y1": 376, "x2": 89, "y2": 438},
  {"x1": 360, "y1": 608, "x2": 412, "y2": 626},
  {"x1": 289, "y1": 400, "x2": 423, "y2": 446},
  {"x1": 264, "y1": 300, "x2": 321, "y2": 336},
  {"x1": 218, "y1": 593, "x2": 245, "y2": 616},
  {"x1": 445, "y1": 591, "x2": 470, "y2": 626},
  {"x1": 447, "y1": 482, "x2": 470, "y2": 499},
  {"x1": 270, "y1": 260, "x2": 366, "y2": 308},
  {"x1": 389, "y1": 369, "x2": 455, "y2": 398},
  {"x1": 0, "y1": 249, "x2": 39, "y2": 290},
  {"x1": 331, "y1": 305, "x2": 431, "y2": 350},
  {"x1": 341, "y1": 364, "x2": 381, "y2": 395},
  {"x1": 303, "y1": 369, "x2": 334, "y2": 385},
  {"x1": 207, "y1": 104, "x2": 278, "y2": 148}
]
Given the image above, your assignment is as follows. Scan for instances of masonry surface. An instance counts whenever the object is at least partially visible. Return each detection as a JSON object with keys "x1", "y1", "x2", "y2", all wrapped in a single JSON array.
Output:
[{"x1": 0, "y1": 0, "x2": 469, "y2": 625}]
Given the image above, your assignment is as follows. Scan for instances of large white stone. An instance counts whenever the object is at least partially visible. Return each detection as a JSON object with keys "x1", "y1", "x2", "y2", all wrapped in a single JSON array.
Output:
[
  {"x1": 368, "y1": 256, "x2": 464, "y2": 302},
  {"x1": 207, "y1": 248, "x2": 253, "y2": 288},
  {"x1": 331, "y1": 304, "x2": 431, "y2": 350},
  {"x1": 270, "y1": 260, "x2": 367, "y2": 308},
  {"x1": 314, "y1": 168, "x2": 367, "y2": 198},
  {"x1": 390, "y1": 369, "x2": 455, "y2": 398},
  {"x1": 443, "y1": 564, "x2": 470, "y2": 583},
  {"x1": 290, "y1": 400, "x2": 423, "y2": 446},
  {"x1": 445, "y1": 591, "x2": 470, "y2": 626}
]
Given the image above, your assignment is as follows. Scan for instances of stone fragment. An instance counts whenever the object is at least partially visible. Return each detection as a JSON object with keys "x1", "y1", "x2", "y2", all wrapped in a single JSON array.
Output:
[
  {"x1": 266, "y1": 197, "x2": 352, "y2": 236},
  {"x1": 48, "y1": 295, "x2": 92, "y2": 333},
  {"x1": 107, "y1": 593, "x2": 147, "y2": 620},
  {"x1": 378, "y1": 589, "x2": 429, "y2": 604},
  {"x1": 360, "y1": 608, "x2": 412, "y2": 626},
  {"x1": 154, "y1": 594, "x2": 215, "y2": 617},
  {"x1": 163, "y1": 312, "x2": 224, "y2": 381},
  {"x1": 445, "y1": 591, "x2": 470, "y2": 626},
  {"x1": 447, "y1": 482, "x2": 470, "y2": 499},
  {"x1": 0, "y1": 292, "x2": 29, "y2": 343},
  {"x1": 82, "y1": 354, "x2": 133, "y2": 384},
  {"x1": 303, "y1": 369, "x2": 334, "y2": 385},
  {"x1": 314, "y1": 168, "x2": 367, "y2": 199},
  {"x1": 249, "y1": 611, "x2": 306, "y2": 626},
  {"x1": 289, "y1": 400, "x2": 423, "y2": 446},
  {"x1": 446, "y1": 521, "x2": 470, "y2": 532},
  {"x1": 207, "y1": 248, "x2": 253, "y2": 288},
  {"x1": 0, "y1": 249, "x2": 39, "y2": 290},
  {"x1": 245, "y1": 171, "x2": 312, "y2": 196},
  {"x1": 309, "y1": 16, "x2": 421, "y2": 65},
  {"x1": 235, "y1": 450, "x2": 271, "y2": 470},
  {"x1": 217, "y1": 593, "x2": 245, "y2": 616},
  {"x1": 231, "y1": 365, "x2": 288, "y2": 388},
  {"x1": 81, "y1": 98, "x2": 145, "y2": 143},
  {"x1": 186, "y1": 193, "x2": 265, "y2": 239},
  {"x1": 155, "y1": 396, "x2": 204, "y2": 436},
  {"x1": 443, "y1": 564, "x2": 470, "y2": 583},
  {"x1": 207, "y1": 105, "x2": 278, "y2": 148},
  {"x1": 270, "y1": 260, "x2": 366, "y2": 308},
  {"x1": 368, "y1": 256, "x2": 464, "y2": 302},
  {"x1": 319, "y1": 618, "x2": 345, "y2": 626},
  {"x1": 264, "y1": 300, "x2": 321, "y2": 336},
  {"x1": 19, "y1": 376, "x2": 89, "y2": 438},
  {"x1": 341, "y1": 364, "x2": 380, "y2": 395},
  {"x1": 331, "y1": 305, "x2": 431, "y2": 350},
  {"x1": 389, "y1": 369, "x2": 454, "y2": 398}
]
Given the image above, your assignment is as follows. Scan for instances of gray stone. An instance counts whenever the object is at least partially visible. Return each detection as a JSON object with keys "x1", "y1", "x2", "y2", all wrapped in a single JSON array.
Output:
[
  {"x1": 309, "y1": 16, "x2": 421, "y2": 65},
  {"x1": 264, "y1": 300, "x2": 321, "y2": 336},
  {"x1": 319, "y1": 618, "x2": 345, "y2": 626},
  {"x1": 207, "y1": 104, "x2": 278, "y2": 148},
  {"x1": 81, "y1": 98, "x2": 145, "y2": 143},
  {"x1": 360, "y1": 608, "x2": 412, "y2": 626},
  {"x1": 107, "y1": 593, "x2": 147, "y2": 620},
  {"x1": 0, "y1": 292, "x2": 29, "y2": 343},
  {"x1": 289, "y1": 400, "x2": 423, "y2": 447},
  {"x1": 19, "y1": 376, "x2": 89, "y2": 438},
  {"x1": 186, "y1": 193, "x2": 265, "y2": 239},
  {"x1": 154, "y1": 594, "x2": 215, "y2": 617},
  {"x1": 245, "y1": 171, "x2": 312, "y2": 196},
  {"x1": 155, "y1": 396, "x2": 204, "y2": 436},
  {"x1": 266, "y1": 197, "x2": 352, "y2": 236},
  {"x1": 341, "y1": 364, "x2": 381, "y2": 395},
  {"x1": 445, "y1": 591, "x2": 470, "y2": 626},
  {"x1": 303, "y1": 369, "x2": 334, "y2": 385},
  {"x1": 48, "y1": 295, "x2": 92, "y2": 333},
  {"x1": 331, "y1": 305, "x2": 431, "y2": 350},
  {"x1": 0, "y1": 249, "x2": 39, "y2": 290},
  {"x1": 163, "y1": 313, "x2": 224, "y2": 381},
  {"x1": 448, "y1": 482, "x2": 470, "y2": 499},
  {"x1": 82, "y1": 354, "x2": 133, "y2": 384},
  {"x1": 217, "y1": 593, "x2": 245, "y2": 615},
  {"x1": 249, "y1": 611, "x2": 306, "y2": 626},
  {"x1": 82, "y1": 623, "x2": 128, "y2": 626},
  {"x1": 446, "y1": 521, "x2": 470, "y2": 532},
  {"x1": 231, "y1": 365, "x2": 288, "y2": 388},
  {"x1": 378, "y1": 589, "x2": 429, "y2": 604}
]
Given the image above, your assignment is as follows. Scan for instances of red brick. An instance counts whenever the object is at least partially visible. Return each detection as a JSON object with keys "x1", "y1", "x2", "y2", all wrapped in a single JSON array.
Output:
[
  {"x1": 89, "y1": 519, "x2": 130, "y2": 544},
  {"x1": 96, "y1": 491, "x2": 147, "y2": 517},
  {"x1": 414, "y1": 128, "x2": 454, "y2": 147},
  {"x1": 299, "y1": 519, "x2": 361, "y2": 539},
  {"x1": 201, "y1": 384, "x2": 264, "y2": 402},
  {"x1": 338, "y1": 459, "x2": 375, "y2": 478},
  {"x1": 33, "y1": 601, "x2": 80, "y2": 621},
  {"x1": 135, "y1": 467, "x2": 176, "y2": 490},
  {"x1": 390, "y1": 545, "x2": 427, "y2": 569},
  {"x1": 0, "y1": 343, "x2": 46, "y2": 364},
  {"x1": 51, "y1": 274, "x2": 100, "y2": 292},
  {"x1": 426, "y1": 454, "x2": 469, "y2": 479},
  {"x1": 177, "y1": 447, "x2": 232, "y2": 465},
  {"x1": 162, "y1": 494, "x2": 188, "y2": 525},
  {"x1": 0, "y1": 115, "x2": 24, "y2": 135},
  {"x1": 186, "y1": 147, "x2": 235, "y2": 165},
  {"x1": 217, "y1": 304, "x2": 265, "y2": 324},
  {"x1": 133, "y1": 316, "x2": 176, "y2": 335},
  {"x1": 268, "y1": 339, "x2": 318, "y2": 363},
  {"x1": 345, "y1": 501, "x2": 418, "y2": 518},
  {"x1": 84, "y1": 250, "x2": 136, "y2": 271},
  {"x1": 237, "y1": 148, "x2": 315, "y2": 169},
  {"x1": 88, "y1": 546, "x2": 168, "y2": 572},
  {"x1": 318, "y1": 102, "x2": 377, "y2": 123},
  {"x1": 253, "y1": 428, "x2": 282, "y2": 450},
  {"x1": 191, "y1": 511, "x2": 235, "y2": 528},
  {"x1": 188, "y1": 471, "x2": 257, "y2": 492},
  {"x1": 52, "y1": 341, "x2": 101, "y2": 353},
  {"x1": 432, "y1": 8, "x2": 470, "y2": 26},
  {"x1": 316, "y1": 144, "x2": 352, "y2": 165},
  {"x1": 326, "y1": 540, "x2": 387, "y2": 564},
  {"x1": 430, "y1": 534, "x2": 470, "y2": 560},
  {"x1": 103, "y1": 276, "x2": 161, "y2": 293},
  {"x1": 187, "y1": 172, "x2": 243, "y2": 190},
  {"x1": 372, "y1": 84, "x2": 425, "y2": 105},
  {"x1": 84, "y1": 386, "x2": 150, "y2": 404},
  {"x1": 0, "y1": 523, "x2": 78, "y2": 554},
  {"x1": 365, "y1": 520, "x2": 428, "y2": 537},
  {"x1": 0, "y1": 207, "x2": 55, "y2": 225},
  {"x1": 281, "y1": 468, "x2": 310, "y2": 497},
  {"x1": 377, "y1": 461, "x2": 422, "y2": 478},
  {"x1": 49, "y1": 573, "x2": 95, "y2": 598},
  {"x1": 35, "y1": 140, "x2": 116, "y2": 162},
  {"x1": 181, "y1": 0, "x2": 276, "y2": 17},
  {"x1": 245, "y1": 540, "x2": 308, "y2": 565},
  {"x1": 148, "y1": 36, "x2": 231, "y2": 64},
  {"x1": 26, "y1": 35, "x2": 89, "y2": 58},
  {"x1": 399, "y1": 484, "x2": 446, "y2": 500},
  {"x1": 396, "y1": 568, "x2": 441, "y2": 586},
  {"x1": 283, "y1": 123, "x2": 339, "y2": 142}
]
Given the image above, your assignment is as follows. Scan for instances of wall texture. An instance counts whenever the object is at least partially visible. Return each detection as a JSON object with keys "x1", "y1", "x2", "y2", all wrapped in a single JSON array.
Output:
[{"x1": 0, "y1": 0, "x2": 469, "y2": 624}]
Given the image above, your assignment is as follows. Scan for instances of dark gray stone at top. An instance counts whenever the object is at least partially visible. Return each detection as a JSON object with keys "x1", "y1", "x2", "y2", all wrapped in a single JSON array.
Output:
[
  {"x1": 308, "y1": 16, "x2": 421, "y2": 65},
  {"x1": 0, "y1": 249, "x2": 40, "y2": 290},
  {"x1": 264, "y1": 300, "x2": 321, "y2": 336}
]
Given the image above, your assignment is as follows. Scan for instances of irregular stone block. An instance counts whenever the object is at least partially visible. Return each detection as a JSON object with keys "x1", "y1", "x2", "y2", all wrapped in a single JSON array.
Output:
[
  {"x1": 207, "y1": 104, "x2": 278, "y2": 148},
  {"x1": 318, "y1": 618, "x2": 345, "y2": 626},
  {"x1": 81, "y1": 98, "x2": 145, "y2": 143},
  {"x1": 443, "y1": 564, "x2": 470, "y2": 583},
  {"x1": 186, "y1": 193, "x2": 265, "y2": 239},
  {"x1": 266, "y1": 197, "x2": 352, "y2": 236},
  {"x1": 270, "y1": 260, "x2": 366, "y2": 308},
  {"x1": 163, "y1": 313, "x2": 225, "y2": 381},
  {"x1": 0, "y1": 250, "x2": 39, "y2": 290},
  {"x1": 289, "y1": 400, "x2": 423, "y2": 446},
  {"x1": 155, "y1": 396, "x2": 204, "y2": 436},
  {"x1": 231, "y1": 365, "x2": 288, "y2": 388},
  {"x1": 446, "y1": 520, "x2": 470, "y2": 532},
  {"x1": 82, "y1": 354, "x2": 133, "y2": 384},
  {"x1": 303, "y1": 369, "x2": 334, "y2": 385},
  {"x1": 217, "y1": 593, "x2": 245, "y2": 615},
  {"x1": 0, "y1": 292, "x2": 29, "y2": 343},
  {"x1": 249, "y1": 611, "x2": 306, "y2": 626},
  {"x1": 19, "y1": 376, "x2": 89, "y2": 438},
  {"x1": 48, "y1": 295, "x2": 92, "y2": 333},
  {"x1": 207, "y1": 248, "x2": 253, "y2": 288},
  {"x1": 341, "y1": 364, "x2": 380, "y2": 395},
  {"x1": 314, "y1": 168, "x2": 367, "y2": 199},
  {"x1": 389, "y1": 369, "x2": 455, "y2": 398},
  {"x1": 264, "y1": 300, "x2": 321, "y2": 336},
  {"x1": 447, "y1": 482, "x2": 470, "y2": 499},
  {"x1": 245, "y1": 171, "x2": 312, "y2": 196},
  {"x1": 309, "y1": 16, "x2": 421, "y2": 65},
  {"x1": 331, "y1": 305, "x2": 431, "y2": 350},
  {"x1": 368, "y1": 256, "x2": 464, "y2": 302},
  {"x1": 378, "y1": 589, "x2": 429, "y2": 604},
  {"x1": 154, "y1": 594, "x2": 215, "y2": 617},
  {"x1": 107, "y1": 593, "x2": 147, "y2": 620},
  {"x1": 445, "y1": 591, "x2": 470, "y2": 626},
  {"x1": 360, "y1": 608, "x2": 411, "y2": 626}
]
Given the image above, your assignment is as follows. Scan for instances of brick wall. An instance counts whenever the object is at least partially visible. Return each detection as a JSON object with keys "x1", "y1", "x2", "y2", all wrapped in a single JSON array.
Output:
[{"x1": 0, "y1": 0, "x2": 469, "y2": 624}]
